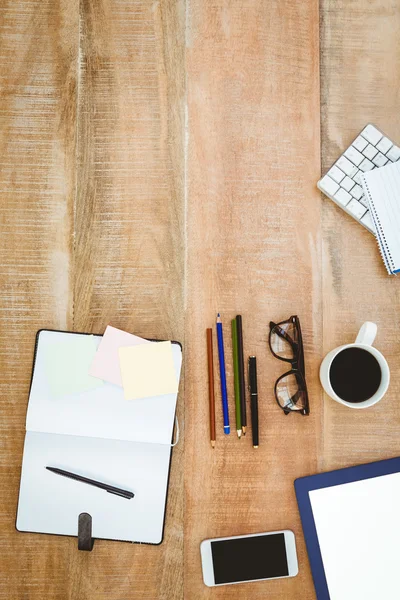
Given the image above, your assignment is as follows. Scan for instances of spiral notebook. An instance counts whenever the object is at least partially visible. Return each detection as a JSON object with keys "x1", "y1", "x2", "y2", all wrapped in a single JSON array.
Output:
[
  {"x1": 361, "y1": 161, "x2": 400, "y2": 275},
  {"x1": 16, "y1": 330, "x2": 182, "y2": 545}
]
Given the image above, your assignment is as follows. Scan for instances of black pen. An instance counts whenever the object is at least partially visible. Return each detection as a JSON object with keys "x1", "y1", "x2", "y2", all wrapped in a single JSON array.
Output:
[
  {"x1": 248, "y1": 356, "x2": 259, "y2": 448},
  {"x1": 46, "y1": 467, "x2": 134, "y2": 500}
]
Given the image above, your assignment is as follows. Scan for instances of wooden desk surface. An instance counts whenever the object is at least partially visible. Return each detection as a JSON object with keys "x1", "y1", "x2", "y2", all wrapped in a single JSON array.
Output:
[{"x1": 1, "y1": 1, "x2": 399, "y2": 598}]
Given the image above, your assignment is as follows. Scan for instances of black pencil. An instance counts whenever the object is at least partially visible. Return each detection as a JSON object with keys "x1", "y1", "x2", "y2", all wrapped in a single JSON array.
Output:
[{"x1": 236, "y1": 315, "x2": 247, "y2": 434}]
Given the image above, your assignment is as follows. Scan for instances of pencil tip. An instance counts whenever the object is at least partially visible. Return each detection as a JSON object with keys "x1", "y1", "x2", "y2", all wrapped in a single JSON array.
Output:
[
  {"x1": 253, "y1": 445, "x2": 259, "y2": 449},
  {"x1": 237, "y1": 430, "x2": 242, "y2": 439},
  {"x1": 242, "y1": 426, "x2": 246, "y2": 435},
  {"x1": 211, "y1": 441, "x2": 215, "y2": 448}
]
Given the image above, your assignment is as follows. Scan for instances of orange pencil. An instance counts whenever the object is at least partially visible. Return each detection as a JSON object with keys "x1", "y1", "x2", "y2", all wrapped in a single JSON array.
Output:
[{"x1": 206, "y1": 328, "x2": 216, "y2": 448}]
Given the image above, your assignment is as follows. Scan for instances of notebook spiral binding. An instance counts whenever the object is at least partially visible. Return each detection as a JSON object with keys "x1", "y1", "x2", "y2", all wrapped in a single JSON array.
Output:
[{"x1": 362, "y1": 177, "x2": 396, "y2": 275}]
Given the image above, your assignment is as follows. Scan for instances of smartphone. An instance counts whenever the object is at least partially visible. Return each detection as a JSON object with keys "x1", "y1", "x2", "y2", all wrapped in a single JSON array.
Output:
[{"x1": 200, "y1": 530, "x2": 298, "y2": 587}]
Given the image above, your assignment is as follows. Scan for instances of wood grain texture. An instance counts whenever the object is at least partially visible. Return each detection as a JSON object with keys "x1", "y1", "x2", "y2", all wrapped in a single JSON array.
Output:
[
  {"x1": 320, "y1": 0, "x2": 400, "y2": 473},
  {"x1": 75, "y1": 0, "x2": 185, "y2": 340},
  {"x1": 0, "y1": 0, "x2": 185, "y2": 599},
  {"x1": 73, "y1": 1, "x2": 185, "y2": 599},
  {"x1": 0, "y1": 1, "x2": 77, "y2": 599},
  {"x1": 185, "y1": 1, "x2": 321, "y2": 598},
  {"x1": 2, "y1": 0, "x2": 399, "y2": 598}
]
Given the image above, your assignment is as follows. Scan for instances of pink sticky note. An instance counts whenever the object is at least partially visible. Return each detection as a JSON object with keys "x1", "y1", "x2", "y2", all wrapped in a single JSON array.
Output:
[{"x1": 89, "y1": 325, "x2": 151, "y2": 387}]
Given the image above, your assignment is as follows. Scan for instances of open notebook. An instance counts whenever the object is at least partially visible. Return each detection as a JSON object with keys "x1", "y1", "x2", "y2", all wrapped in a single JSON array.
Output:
[
  {"x1": 16, "y1": 330, "x2": 182, "y2": 544},
  {"x1": 361, "y1": 161, "x2": 400, "y2": 275}
]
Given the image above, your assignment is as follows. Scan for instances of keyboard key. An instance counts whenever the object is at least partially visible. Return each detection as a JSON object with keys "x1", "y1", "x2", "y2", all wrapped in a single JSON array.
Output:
[
  {"x1": 341, "y1": 176, "x2": 355, "y2": 192},
  {"x1": 344, "y1": 146, "x2": 364, "y2": 166},
  {"x1": 351, "y1": 184, "x2": 363, "y2": 200},
  {"x1": 353, "y1": 136, "x2": 368, "y2": 152},
  {"x1": 328, "y1": 165, "x2": 345, "y2": 184},
  {"x1": 353, "y1": 171, "x2": 363, "y2": 185},
  {"x1": 336, "y1": 156, "x2": 358, "y2": 177},
  {"x1": 361, "y1": 124, "x2": 382, "y2": 145},
  {"x1": 359, "y1": 158, "x2": 374, "y2": 172},
  {"x1": 387, "y1": 145, "x2": 400, "y2": 162},
  {"x1": 372, "y1": 152, "x2": 388, "y2": 167},
  {"x1": 347, "y1": 199, "x2": 367, "y2": 219},
  {"x1": 376, "y1": 136, "x2": 393, "y2": 154},
  {"x1": 363, "y1": 144, "x2": 378, "y2": 160},
  {"x1": 361, "y1": 211, "x2": 375, "y2": 232},
  {"x1": 319, "y1": 175, "x2": 340, "y2": 197},
  {"x1": 359, "y1": 195, "x2": 369, "y2": 208},
  {"x1": 334, "y1": 188, "x2": 352, "y2": 206}
]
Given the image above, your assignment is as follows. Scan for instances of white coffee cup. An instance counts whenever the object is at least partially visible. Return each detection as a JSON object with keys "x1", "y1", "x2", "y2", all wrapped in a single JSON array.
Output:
[{"x1": 319, "y1": 322, "x2": 390, "y2": 409}]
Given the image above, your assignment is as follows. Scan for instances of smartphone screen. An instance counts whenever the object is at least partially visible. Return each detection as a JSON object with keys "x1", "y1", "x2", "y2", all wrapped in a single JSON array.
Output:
[{"x1": 211, "y1": 533, "x2": 289, "y2": 584}]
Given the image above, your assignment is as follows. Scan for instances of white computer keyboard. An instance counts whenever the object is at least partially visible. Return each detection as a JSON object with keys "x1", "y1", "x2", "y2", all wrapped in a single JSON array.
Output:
[{"x1": 318, "y1": 124, "x2": 400, "y2": 233}]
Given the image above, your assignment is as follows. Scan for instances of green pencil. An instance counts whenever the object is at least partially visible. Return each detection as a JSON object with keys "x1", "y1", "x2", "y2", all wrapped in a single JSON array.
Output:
[{"x1": 231, "y1": 318, "x2": 242, "y2": 438}]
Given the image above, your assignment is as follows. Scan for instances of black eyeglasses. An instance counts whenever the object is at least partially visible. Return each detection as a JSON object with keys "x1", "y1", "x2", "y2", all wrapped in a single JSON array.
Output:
[{"x1": 268, "y1": 315, "x2": 310, "y2": 415}]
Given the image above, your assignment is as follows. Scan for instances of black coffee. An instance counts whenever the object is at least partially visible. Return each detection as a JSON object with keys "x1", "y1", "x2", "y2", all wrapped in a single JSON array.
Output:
[{"x1": 329, "y1": 347, "x2": 381, "y2": 403}]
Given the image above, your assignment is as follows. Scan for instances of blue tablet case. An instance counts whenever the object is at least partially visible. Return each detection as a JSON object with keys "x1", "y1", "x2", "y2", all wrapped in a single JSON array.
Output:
[{"x1": 294, "y1": 456, "x2": 400, "y2": 600}]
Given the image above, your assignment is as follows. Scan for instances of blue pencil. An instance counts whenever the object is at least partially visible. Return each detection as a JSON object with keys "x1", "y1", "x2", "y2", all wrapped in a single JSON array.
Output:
[{"x1": 216, "y1": 313, "x2": 230, "y2": 434}]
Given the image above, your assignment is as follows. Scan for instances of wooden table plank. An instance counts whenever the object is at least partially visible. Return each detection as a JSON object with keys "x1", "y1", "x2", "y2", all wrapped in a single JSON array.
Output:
[
  {"x1": 320, "y1": 0, "x2": 400, "y2": 473},
  {"x1": 0, "y1": 2, "x2": 78, "y2": 599},
  {"x1": 185, "y1": 2, "x2": 321, "y2": 597},
  {"x1": 0, "y1": 0, "x2": 185, "y2": 599},
  {"x1": 73, "y1": 1, "x2": 185, "y2": 599},
  {"x1": 75, "y1": 0, "x2": 185, "y2": 340}
]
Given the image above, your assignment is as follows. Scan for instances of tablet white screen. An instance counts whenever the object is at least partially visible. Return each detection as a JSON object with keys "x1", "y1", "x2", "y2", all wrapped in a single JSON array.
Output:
[{"x1": 309, "y1": 472, "x2": 400, "y2": 600}]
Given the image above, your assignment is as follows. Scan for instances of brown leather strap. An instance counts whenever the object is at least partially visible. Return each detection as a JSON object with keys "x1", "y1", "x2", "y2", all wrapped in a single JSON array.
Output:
[{"x1": 78, "y1": 512, "x2": 94, "y2": 551}]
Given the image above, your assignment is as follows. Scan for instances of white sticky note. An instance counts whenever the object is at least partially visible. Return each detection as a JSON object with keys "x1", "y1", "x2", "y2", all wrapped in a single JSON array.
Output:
[
  {"x1": 89, "y1": 325, "x2": 150, "y2": 387},
  {"x1": 119, "y1": 341, "x2": 179, "y2": 400},
  {"x1": 44, "y1": 335, "x2": 103, "y2": 398}
]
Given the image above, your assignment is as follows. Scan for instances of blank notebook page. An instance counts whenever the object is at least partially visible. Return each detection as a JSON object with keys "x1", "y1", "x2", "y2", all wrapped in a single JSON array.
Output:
[
  {"x1": 17, "y1": 431, "x2": 171, "y2": 543},
  {"x1": 309, "y1": 472, "x2": 400, "y2": 600},
  {"x1": 362, "y1": 161, "x2": 400, "y2": 273}
]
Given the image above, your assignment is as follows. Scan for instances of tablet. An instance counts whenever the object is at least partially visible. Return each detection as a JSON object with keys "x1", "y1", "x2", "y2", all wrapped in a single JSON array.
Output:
[{"x1": 295, "y1": 456, "x2": 400, "y2": 600}]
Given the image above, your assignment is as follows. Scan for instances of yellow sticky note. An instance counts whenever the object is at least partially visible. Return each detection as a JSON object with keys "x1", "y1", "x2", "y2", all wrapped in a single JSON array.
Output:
[{"x1": 119, "y1": 341, "x2": 179, "y2": 400}]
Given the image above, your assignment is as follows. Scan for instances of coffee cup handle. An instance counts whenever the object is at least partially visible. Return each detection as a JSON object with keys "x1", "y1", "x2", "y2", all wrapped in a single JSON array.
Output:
[{"x1": 355, "y1": 322, "x2": 377, "y2": 346}]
